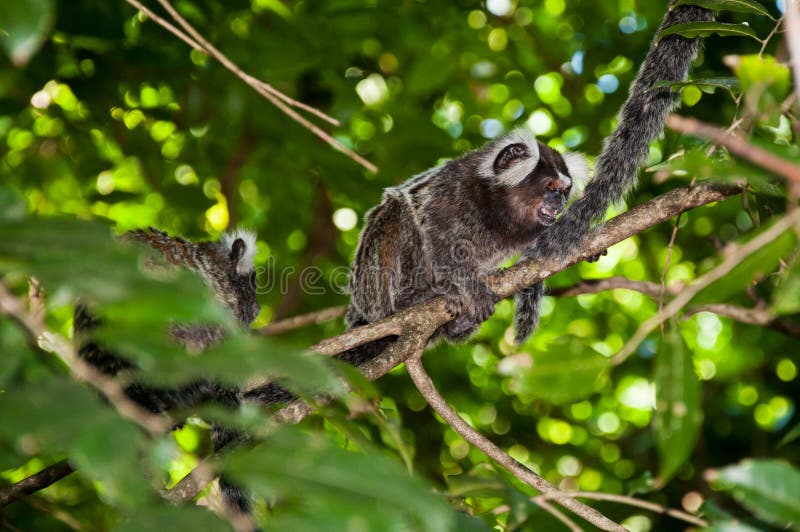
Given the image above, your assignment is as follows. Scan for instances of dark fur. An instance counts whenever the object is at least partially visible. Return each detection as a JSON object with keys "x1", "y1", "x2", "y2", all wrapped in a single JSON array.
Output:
[
  {"x1": 514, "y1": 1, "x2": 715, "y2": 342},
  {"x1": 344, "y1": 132, "x2": 582, "y2": 364}
]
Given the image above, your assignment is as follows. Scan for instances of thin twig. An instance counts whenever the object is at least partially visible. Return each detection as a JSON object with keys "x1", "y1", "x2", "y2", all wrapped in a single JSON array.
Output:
[
  {"x1": 760, "y1": 16, "x2": 785, "y2": 56},
  {"x1": 0, "y1": 283, "x2": 171, "y2": 436},
  {"x1": 536, "y1": 491, "x2": 708, "y2": 528},
  {"x1": 685, "y1": 303, "x2": 800, "y2": 338},
  {"x1": 667, "y1": 115, "x2": 800, "y2": 184},
  {"x1": 612, "y1": 210, "x2": 800, "y2": 365},
  {"x1": 126, "y1": 0, "x2": 205, "y2": 52},
  {"x1": 133, "y1": 0, "x2": 378, "y2": 173},
  {"x1": 405, "y1": 355, "x2": 625, "y2": 532},
  {"x1": 259, "y1": 306, "x2": 346, "y2": 335},
  {"x1": 659, "y1": 211, "x2": 682, "y2": 335},
  {"x1": 547, "y1": 277, "x2": 671, "y2": 298},
  {"x1": 533, "y1": 499, "x2": 583, "y2": 532}
]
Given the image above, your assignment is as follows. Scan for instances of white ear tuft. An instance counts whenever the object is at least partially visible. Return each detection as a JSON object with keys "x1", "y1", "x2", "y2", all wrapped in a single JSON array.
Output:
[
  {"x1": 563, "y1": 152, "x2": 591, "y2": 200},
  {"x1": 222, "y1": 228, "x2": 257, "y2": 274},
  {"x1": 479, "y1": 127, "x2": 541, "y2": 187}
]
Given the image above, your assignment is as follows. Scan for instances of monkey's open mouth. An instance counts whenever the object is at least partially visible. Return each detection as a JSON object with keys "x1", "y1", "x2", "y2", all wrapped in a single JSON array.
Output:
[{"x1": 538, "y1": 205, "x2": 560, "y2": 224}]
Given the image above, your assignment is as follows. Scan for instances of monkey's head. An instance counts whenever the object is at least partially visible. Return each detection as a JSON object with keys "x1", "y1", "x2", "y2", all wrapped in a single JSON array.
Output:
[
  {"x1": 479, "y1": 128, "x2": 589, "y2": 228},
  {"x1": 128, "y1": 227, "x2": 261, "y2": 327},
  {"x1": 211, "y1": 229, "x2": 261, "y2": 326}
]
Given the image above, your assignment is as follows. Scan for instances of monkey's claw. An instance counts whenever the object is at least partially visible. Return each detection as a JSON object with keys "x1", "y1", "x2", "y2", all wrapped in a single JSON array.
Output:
[{"x1": 586, "y1": 249, "x2": 608, "y2": 263}]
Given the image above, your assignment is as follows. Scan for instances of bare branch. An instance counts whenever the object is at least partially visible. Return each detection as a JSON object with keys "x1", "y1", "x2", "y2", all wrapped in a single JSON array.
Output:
[
  {"x1": 0, "y1": 460, "x2": 73, "y2": 507},
  {"x1": 548, "y1": 277, "x2": 673, "y2": 299},
  {"x1": 126, "y1": 0, "x2": 379, "y2": 173},
  {"x1": 259, "y1": 306, "x2": 346, "y2": 335},
  {"x1": 530, "y1": 499, "x2": 583, "y2": 532},
  {"x1": 0, "y1": 282, "x2": 171, "y2": 436},
  {"x1": 612, "y1": 210, "x2": 800, "y2": 365},
  {"x1": 405, "y1": 356, "x2": 625, "y2": 532},
  {"x1": 685, "y1": 303, "x2": 800, "y2": 339},
  {"x1": 667, "y1": 115, "x2": 800, "y2": 184},
  {"x1": 536, "y1": 491, "x2": 708, "y2": 528}
]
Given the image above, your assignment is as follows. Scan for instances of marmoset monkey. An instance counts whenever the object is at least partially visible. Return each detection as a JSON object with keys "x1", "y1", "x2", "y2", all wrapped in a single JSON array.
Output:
[{"x1": 344, "y1": 129, "x2": 589, "y2": 357}]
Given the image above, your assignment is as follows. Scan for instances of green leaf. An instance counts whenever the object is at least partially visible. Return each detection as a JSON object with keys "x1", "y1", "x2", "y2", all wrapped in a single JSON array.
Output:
[
  {"x1": 711, "y1": 459, "x2": 800, "y2": 529},
  {"x1": 0, "y1": 0, "x2": 56, "y2": 67},
  {"x1": 653, "y1": 324, "x2": 702, "y2": 484},
  {"x1": 772, "y1": 251, "x2": 800, "y2": 315},
  {"x1": 658, "y1": 21, "x2": 761, "y2": 42},
  {"x1": 70, "y1": 416, "x2": 150, "y2": 508},
  {"x1": 117, "y1": 505, "x2": 229, "y2": 532},
  {"x1": 779, "y1": 421, "x2": 800, "y2": 447},
  {"x1": 224, "y1": 427, "x2": 454, "y2": 532},
  {"x1": 650, "y1": 77, "x2": 741, "y2": 98},
  {"x1": 704, "y1": 523, "x2": 763, "y2": 532},
  {"x1": 0, "y1": 378, "x2": 110, "y2": 451},
  {"x1": 501, "y1": 337, "x2": 610, "y2": 405},
  {"x1": 0, "y1": 187, "x2": 26, "y2": 221},
  {"x1": 672, "y1": 0, "x2": 775, "y2": 20},
  {"x1": 692, "y1": 220, "x2": 797, "y2": 305}
]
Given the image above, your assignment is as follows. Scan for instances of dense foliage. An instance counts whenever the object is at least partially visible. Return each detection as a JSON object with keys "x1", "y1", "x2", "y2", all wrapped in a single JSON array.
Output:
[{"x1": 1, "y1": 0, "x2": 799, "y2": 530}]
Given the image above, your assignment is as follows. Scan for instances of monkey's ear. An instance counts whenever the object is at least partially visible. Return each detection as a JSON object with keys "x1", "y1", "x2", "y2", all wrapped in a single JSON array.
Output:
[
  {"x1": 222, "y1": 229, "x2": 257, "y2": 275},
  {"x1": 563, "y1": 152, "x2": 591, "y2": 200}
]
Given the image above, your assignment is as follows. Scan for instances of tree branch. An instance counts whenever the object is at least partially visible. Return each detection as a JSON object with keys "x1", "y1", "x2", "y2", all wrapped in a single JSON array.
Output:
[
  {"x1": 548, "y1": 277, "x2": 675, "y2": 299},
  {"x1": 612, "y1": 209, "x2": 800, "y2": 365},
  {"x1": 666, "y1": 115, "x2": 800, "y2": 184},
  {"x1": 405, "y1": 355, "x2": 625, "y2": 532},
  {"x1": 685, "y1": 303, "x2": 800, "y2": 339},
  {"x1": 258, "y1": 305, "x2": 346, "y2": 335},
  {"x1": 536, "y1": 491, "x2": 708, "y2": 528},
  {"x1": 0, "y1": 460, "x2": 73, "y2": 507}
]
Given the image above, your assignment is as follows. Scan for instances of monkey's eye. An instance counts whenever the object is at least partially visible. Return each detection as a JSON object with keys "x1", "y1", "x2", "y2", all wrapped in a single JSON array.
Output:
[{"x1": 493, "y1": 143, "x2": 529, "y2": 174}]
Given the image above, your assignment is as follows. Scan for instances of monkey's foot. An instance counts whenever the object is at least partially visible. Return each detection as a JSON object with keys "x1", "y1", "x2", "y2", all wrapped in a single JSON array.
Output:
[{"x1": 585, "y1": 249, "x2": 608, "y2": 263}]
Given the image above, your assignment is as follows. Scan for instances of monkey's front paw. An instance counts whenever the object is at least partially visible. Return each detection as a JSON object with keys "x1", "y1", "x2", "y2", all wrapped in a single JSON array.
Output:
[{"x1": 586, "y1": 249, "x2": 608, "y2": 263}]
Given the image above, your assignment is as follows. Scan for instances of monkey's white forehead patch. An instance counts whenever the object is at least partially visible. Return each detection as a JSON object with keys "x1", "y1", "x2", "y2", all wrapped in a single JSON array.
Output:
[
  {"x1": 479, "y1": 127, "x2": 541, "y2": 186},
  {"x1": 222, "y1": 228, "x2": 257, "y2": 273}
]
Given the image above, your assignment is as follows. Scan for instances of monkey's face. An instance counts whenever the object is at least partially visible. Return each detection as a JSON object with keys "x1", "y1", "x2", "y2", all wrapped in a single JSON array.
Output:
[
  {"x1": 535, "y1": 172, "x2": 571, "y2": 226},
  {"x1": 498, "y1": 141, "x2": 572, "y2": 228}
]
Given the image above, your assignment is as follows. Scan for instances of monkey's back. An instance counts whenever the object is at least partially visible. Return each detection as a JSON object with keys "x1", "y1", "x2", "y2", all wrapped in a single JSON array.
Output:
[{"x1": 346, "y1": 188, "x2": 430, "y2": 328}]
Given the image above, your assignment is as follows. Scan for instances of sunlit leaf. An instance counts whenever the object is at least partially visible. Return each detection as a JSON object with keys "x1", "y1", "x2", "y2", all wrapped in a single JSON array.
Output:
[
  {"x1": 116, "y1": 505, "x2": 229, "y2": 532},
  {"x1": 650, "y1": 77, "x2": 740, "y2": 98},
  {"x1": 779, "y1": 421, "x2": 800, "y2": 448},
  {"x1": 710, "y1": 459, "x2": 800, "y2": 529},
  {"x1": 672, "y1": 0, "x2": 775, "y2": 20},
  {"x1": 692, "y1": 219, "x2": 797, "y2": 305},
  {"x1": 0, "y1": 0, "x2": 55, "y2": 67},
  {"x1": 502, "y1": 337, "x2": 609, "y2": 405},
  {"x1": 653, "y1": 324, "x2": 702, "y2": 484},
  {"x1": 658, "y1": 21, "x2": 761, "y2": 42},
  {"x1": 225, "y1": 427, "x2": 454, "y2": 532},
  {"x1": 773, "y1": 256, "x2": 800, "y2": 315}
]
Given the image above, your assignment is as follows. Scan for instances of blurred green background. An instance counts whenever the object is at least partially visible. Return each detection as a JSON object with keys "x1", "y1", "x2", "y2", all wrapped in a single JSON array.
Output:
[{"x1": 2, "y1": 0, "x2": 800, "y2": 530}]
